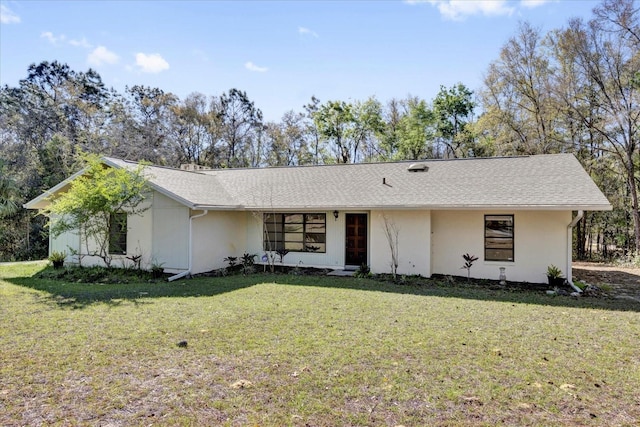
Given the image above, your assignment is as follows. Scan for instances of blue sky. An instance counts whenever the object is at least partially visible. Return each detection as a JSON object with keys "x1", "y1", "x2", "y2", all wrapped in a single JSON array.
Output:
[{"x1": 1, "y1": 0, "x2": 600, "y2": 121}]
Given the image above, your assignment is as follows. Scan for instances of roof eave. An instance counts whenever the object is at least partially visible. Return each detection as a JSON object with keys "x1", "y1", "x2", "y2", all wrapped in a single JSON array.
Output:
[
  {"x1": 235, "y1": 203, "x2": 613, "y2": 211},
  {"x1": 191, "y1": 204, "x2": 245, "y2": 210},
  {"x1": 23, "y1": 167, "x2": 89, "y2": 210}
]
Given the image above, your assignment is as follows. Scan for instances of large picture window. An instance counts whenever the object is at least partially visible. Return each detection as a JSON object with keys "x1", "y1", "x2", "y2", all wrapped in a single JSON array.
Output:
[
  {"x1": 485, "y1": 215, "x2": 514, "y2": 262},
  {"x1": 109, "y1": 212, "x2": 127, "y2": 254},
  {"x1": 264, "y1": 213, "x2": 326, "y2": 253}
]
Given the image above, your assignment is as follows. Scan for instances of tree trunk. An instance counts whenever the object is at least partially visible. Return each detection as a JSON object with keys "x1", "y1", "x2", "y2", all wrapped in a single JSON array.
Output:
[{"x1": 626, "y1": 153, "x2": 640, "y2": 253}]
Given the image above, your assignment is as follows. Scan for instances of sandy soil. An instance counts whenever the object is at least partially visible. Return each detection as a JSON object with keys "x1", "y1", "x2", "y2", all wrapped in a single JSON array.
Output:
[{"x1": 573, "y1": 261, "x2": 640, "y2": 301}]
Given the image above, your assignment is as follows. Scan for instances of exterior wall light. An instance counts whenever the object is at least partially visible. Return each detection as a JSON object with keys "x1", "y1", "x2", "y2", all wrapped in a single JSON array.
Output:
[{"x1": 333, "y1": 210, "x2": 339, "y2": 220}]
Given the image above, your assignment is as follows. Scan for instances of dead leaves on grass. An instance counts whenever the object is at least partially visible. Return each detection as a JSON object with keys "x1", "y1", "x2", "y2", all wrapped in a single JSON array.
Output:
[
  {"x1": 291, "y1": 366, "x2": 311, "y2": 378},
  {"x1": 229, "y1": 379, "x2": 253, "y2": 389}
]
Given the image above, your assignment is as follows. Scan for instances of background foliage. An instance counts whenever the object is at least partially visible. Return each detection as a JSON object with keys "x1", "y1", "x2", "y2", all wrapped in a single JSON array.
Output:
[{"x1": 1, "y1": 0, "x2": 637, "y2": 262}]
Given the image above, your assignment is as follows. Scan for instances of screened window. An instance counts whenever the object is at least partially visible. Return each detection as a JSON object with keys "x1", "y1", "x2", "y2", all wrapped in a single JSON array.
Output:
[
  {"x1": 263, "y1": 213, "x2": 326, "y2": 253},
  {"x1": 109, "y1": 212, "x2": 127, "y2": 254},
  {"x1": 485, "y1": 215, "x2": 514, "y2": 262}
]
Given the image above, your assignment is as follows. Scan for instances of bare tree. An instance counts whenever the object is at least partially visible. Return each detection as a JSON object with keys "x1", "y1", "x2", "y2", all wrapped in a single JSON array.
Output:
[
  {"x1": 381, "y1": 213, "x2": 400, "y2": 280},
  {"x1": 552, "y1": 0, "x2": 640, "y2": 253}
]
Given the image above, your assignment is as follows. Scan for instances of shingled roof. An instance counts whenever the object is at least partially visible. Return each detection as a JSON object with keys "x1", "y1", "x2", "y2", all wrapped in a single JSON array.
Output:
[{"x1": 102, "y1": 154, "x2": 610, "y2": 211}]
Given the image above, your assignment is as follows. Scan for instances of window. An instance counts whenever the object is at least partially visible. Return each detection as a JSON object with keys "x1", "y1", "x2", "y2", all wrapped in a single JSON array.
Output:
[
  {"x1": 485, "y1": 215, "x2": 513, "y2": 262},
  {"x1": 109, "y1": 212, "x2": 127, "y2": 254},
  {"x1": 263, "y1": 213, "x2": 326, "y2": 253}
]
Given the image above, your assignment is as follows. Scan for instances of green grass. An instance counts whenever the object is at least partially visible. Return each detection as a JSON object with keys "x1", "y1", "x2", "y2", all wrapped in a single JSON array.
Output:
[{"x1": 1, "y1": 262, "x2": 639, "y2": 426}]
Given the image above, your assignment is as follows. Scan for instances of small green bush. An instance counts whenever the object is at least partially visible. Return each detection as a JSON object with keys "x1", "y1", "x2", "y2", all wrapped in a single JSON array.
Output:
[
  {"x1": 573, "y1": 280, "x2": 587, "y2": 290},
  {"x1": 354, "y1": 263, "x2": 371, "y2": 278},
  {"x1": 48, "y1": 251, "x2": 66, "y2": 263},
  {"x1": 546, "y1": 264, "x2": 564, "y2": 279},
  {"x1": 35, "y1": 265, "x2": 156, "y2": 283}
]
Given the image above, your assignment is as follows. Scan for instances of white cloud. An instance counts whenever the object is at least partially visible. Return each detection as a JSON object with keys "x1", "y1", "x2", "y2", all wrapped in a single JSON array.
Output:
[
  {"x1": 42, "y1": 31, "x2": 93, "y2": 49},
  {"x1": 0, "y1": 4, "x2": 20, "y2": 24},
  {"x1": 245, "y1": 61, "x2": 268, "y2": 72},
  {"x1": 41, "y1": 31, "x2": 66, "y2": 45},
  {"x1": 135, "y1": 52, "x2": 170, "y2": 73},
  {"x1": 410, "y1": 1, "x2": 515, "y2": 20},
  {"x1": 520, "y1": 0, "x2": 551, "y2": 8},
  {"x1": 88, "y1": 46, "x2": 119, "y2": 66},
  {"x1": 298, "y1": 26, "x2": 319, "y2": 38},
  {"x1": 69, "y1": 37, "x2": 92, "y2": 48}
]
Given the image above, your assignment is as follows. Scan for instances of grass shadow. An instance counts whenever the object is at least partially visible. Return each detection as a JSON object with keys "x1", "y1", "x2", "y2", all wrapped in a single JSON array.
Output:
[
  {"x1": 4, "y1": 264, "x2": 639, "y2": 312},
  {"x1": 256, "y1": 272, "x2": 640, "y2": 313},
  {"x1": 6, "y1": 272, "x2": 257, "y2": 309}
]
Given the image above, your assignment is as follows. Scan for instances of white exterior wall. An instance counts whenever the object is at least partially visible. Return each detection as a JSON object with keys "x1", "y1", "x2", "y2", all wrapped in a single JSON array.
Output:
[
  {"x1": 47, "y1": 195, "x2": 574, "y2": 283},
  {"x1": 431, "y1": 210, "x2": 571, "y2": 283},
  {"x1": 151, "y1": 193, "x2": 189, "y2": 271},
  {"x1": 48, "y1": 195, "x2": 156, "y2": 268},
  {"x1": 49, "y1": 215, "x2": 80, "y2": 263},
  {"x1": 191, "y1": 211, "x2": 247, "y2": 274},
  {"x1": 245, "y1": 210, "x2": 347, "y2": 269},
  {"x1": 111, "y1": 197, "x2": 152, "y2": 269},
  {"x1": 369, "y1": 210, "x2": 431, "y2": 277}
]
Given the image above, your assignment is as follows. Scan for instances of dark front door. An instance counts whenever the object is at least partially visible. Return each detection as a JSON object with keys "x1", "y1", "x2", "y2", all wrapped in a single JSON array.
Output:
[{"x1": 345, "y1": 213, "x2": 367, "y2": 266}]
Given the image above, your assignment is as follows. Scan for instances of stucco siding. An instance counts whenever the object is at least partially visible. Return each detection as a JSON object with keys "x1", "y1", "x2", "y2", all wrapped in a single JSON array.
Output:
[
  {"x1": 369, "y1": 210, "x2": 431, "y2": 277},
  {"x1": 126, "y1": 198, "x2": 153, "y2": 269},
  {"x1": 431, "y1": 210, "x2": 571, "y2": 283},
  {"x1": 191, "y1": 211, "x2": 247, "y2": 274},
  {"x1": 151, "y1": 193, "x2": 189, "y2": 271},
  {"x1": 48, "y1": 196, "x2": 156, "y2": 268},
  {"x1": 49, "y1": 215, "x2": 80, "y2": 263}
]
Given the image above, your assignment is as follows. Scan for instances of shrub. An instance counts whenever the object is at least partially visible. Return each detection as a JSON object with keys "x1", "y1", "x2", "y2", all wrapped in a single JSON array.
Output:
[
  {"x1": 48, "y1": 251, "x2": 66, "y2": 269},
  {"x1": 354, "y1": 263, "x2": 371, "y2": 278}
]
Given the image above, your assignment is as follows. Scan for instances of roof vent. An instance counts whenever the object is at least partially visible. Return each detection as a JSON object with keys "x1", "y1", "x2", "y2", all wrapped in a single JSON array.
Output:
[
  {"x1": 180, "y1": 163, "x2": 207, "y2": 171},
  {"x1": 407, "y1": 163, "x2": 429, "y2": 172}
]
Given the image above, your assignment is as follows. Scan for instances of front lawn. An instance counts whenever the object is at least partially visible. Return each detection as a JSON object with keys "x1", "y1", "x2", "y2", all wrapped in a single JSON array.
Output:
[{"x1": 1, "y1": 262, "x2": 639, "y2": 426}]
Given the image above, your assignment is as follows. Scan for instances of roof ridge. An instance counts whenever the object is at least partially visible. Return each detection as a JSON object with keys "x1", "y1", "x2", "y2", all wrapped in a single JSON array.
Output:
[
  {"x1": 103, "y1": 157, "x2": 211, "y2": 175},
  {"x1": 106, "y1": 153, "x2": 575, "y2": 175}
]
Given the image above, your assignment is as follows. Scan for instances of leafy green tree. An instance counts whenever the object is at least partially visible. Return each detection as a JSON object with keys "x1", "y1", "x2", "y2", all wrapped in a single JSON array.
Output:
[
  {"x1": 43, "y1": 154, "x2": 149, "y2": 268},
  {"x1": 314, "y1": 100, "x2": 355, "y2": 163},
  {"x1": 351, "y1": 97, "x2": 385, "y2": 163},
  {"x1": 303, "y1": 96, "x2": 325, "y2": 164},
  {"x1": 0, "y1": 61, "x2": 110, "y2": 191},
  {"x1": 377, "y1": 98, "x2": 405, "y2": 161},
  {"x1": 433, "y1": 83, "x2": 476, "y2": 158},
  {"x1": 0, "y1": 160, "x2": 18, "y2": 218},
  {"x1": 396, "y1": 97, "x2": 436, "y2": 160},
  {"x1": 314, "y1": 97, "x2": 384, "y2": 163},
  {"x1": 0, "y1": 61, "x2": 111, "y2": 260}
]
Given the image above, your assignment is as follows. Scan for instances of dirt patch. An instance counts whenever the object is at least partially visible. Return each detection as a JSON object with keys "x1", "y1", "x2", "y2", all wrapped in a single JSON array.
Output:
[{"x1": 573, "y1": 261, "x2": 640, "y2": 302}]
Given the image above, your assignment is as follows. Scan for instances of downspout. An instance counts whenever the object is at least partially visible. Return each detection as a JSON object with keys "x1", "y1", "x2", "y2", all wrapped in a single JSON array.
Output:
[
  {"x1": 168, "y1": 209, "x2": 209, "y2": 281},
  {"x1": 566, "y1": 210, "x2": 584, "y2": 293}
]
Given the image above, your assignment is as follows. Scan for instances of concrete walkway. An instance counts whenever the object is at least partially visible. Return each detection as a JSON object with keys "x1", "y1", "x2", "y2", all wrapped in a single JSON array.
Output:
[{"x1": 327, "y1": 269, "x2": 355, "y2": 277}]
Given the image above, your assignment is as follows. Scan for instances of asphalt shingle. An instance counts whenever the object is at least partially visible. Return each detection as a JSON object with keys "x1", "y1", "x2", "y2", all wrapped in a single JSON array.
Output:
[{"x1": 104, "y1": 154, "x2": 611, "y2": 211}]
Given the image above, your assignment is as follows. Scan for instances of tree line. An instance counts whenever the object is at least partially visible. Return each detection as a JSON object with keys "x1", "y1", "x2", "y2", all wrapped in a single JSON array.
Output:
[{"x1": 1, "y1": 0, "x2": 638, "y2": 262}]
